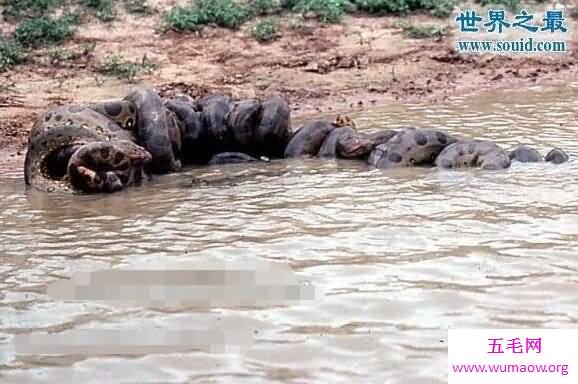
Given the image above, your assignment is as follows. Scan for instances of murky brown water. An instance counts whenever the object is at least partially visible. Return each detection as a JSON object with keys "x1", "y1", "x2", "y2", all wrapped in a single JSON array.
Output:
[{"x1": 1, "y1": 83, "x2": 578, "y2": 384}]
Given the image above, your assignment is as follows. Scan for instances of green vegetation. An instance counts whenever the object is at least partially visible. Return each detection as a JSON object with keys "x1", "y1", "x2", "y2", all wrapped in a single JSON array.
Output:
[
  {"x1": 287, "y1": 17, "x2": 314, "y2": 34},
  {"x1": 95, "y1": 54, "x2": 158, "y2": 82},
  {"x1": 164, "y1": 0, "x2": 460, "y2": 32},
  {"x1": 473, "y1": 0, "x2": 520, "y2": 11},
  {"x1": 196, "y1": 0, "x2": 249, "y2": 28},
  {"x1": 421, "y1": 0, "x2": 456, "y2": 18},
  {"x1": 0, "y1": 37, "x2": 25, "y2": 72},
  {"x1": 1, "y1": 0, "x2": 61, "y2": 21},
  {"x1": 81, "y1": 0, "x2": 116, "y2": 22},
  {"x1": 353, "y1": 0, "x2": 456, "y2": 18},
  {"x1": 249, "y1": 0, "x2": 283, "y2": 15},
  {"x1": 0, "y1": 0, "x2": 468, "y2": 72},
  {"x1": 47, "y1": 42, "x2": 96, "y2": 66},
  {"x1": 252, "y1": 17, "x2": 280, "y2": 42},
  {"x1": 354, "y1": 0, "x2": 413, "y2": 14},
  {"x1": 0, "y1": 1, "x2": 80, "y2": 71},
  {"x1": 164, "y1": 0, "x2": 250, "y2": 31},
  {"x1": 474, "y1": 0, "x2": 552, "y2": 12},
  {"x1": 399, "y1": 22, "x2": 450, "y2": 39},
  {"x1": 0, "y1": 0, "x2": 158, "y2": 71},
  {"x1": 13, "y1": 15, "x2": 77, "y2": 48},
  {"x1": 123, "y1": 0, "x2": 155, "y2": 15},
  {"x1": 164, "y1": 6, "x2": 205, "y2": 31},
  {"x1": 291, "y1": 0, "x2": 346, "y2": 23}
]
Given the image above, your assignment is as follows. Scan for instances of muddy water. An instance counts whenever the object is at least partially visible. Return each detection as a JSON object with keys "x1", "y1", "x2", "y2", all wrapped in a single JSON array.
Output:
[{"x1": 1, "y1": 83, "x2": 578, "y2": 384}]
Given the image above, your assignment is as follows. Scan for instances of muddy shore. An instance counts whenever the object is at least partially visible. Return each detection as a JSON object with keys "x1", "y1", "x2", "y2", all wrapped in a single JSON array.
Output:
[{"x1": 1, "y1": 10, "x2": 576, "y2": 169}]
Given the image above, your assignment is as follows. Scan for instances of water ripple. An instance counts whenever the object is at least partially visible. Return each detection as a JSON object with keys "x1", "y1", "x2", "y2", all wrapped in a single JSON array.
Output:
[{"x1": 1, "y1": 84, "x2": 578, "y2": 383}]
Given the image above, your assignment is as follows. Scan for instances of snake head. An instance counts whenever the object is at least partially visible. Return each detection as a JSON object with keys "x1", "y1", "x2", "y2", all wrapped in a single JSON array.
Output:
[
  {"x1": 73, "y1": 166, "x2": 122, "y2": 193},
  {"x1": 334, "y1": 114, "x2": 356, "y2": 129},
  {"x1": 68, "y1": 141, "x2": 152, "y2": 193}
]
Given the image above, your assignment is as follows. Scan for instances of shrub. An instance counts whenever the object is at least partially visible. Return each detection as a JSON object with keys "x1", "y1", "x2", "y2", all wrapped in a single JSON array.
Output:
[
  {"x1": 354, "y1": 0, "x2": 409, "y2": 14},
  {"x1": 0, "y1": 38, "x2": 25, "y2": 71},
  {"x1": 164, "y1": 6, "x2": 205, "y2": 31},
  {"x1": 287, "y1": 17, "x2": 314, "y2": 34},
  {"x1": 123, "y1": 0, "x2": 155, "y2": 15},
  {"x1": 196, "y1": 0, "x2": 250, "y2": 28},
  {"x1": 164, "y1": 0, "x2": 250, "y2": 31},
  {"x1": 1, "y1": 0, "x2": 61, "y2": 21},
  {"x1": 252, "y1": 17, "x2": 280, "y2": 42},
  {"x1": 420, "y1": 0, "x2": 456, "y2": 18},
  {"x1": 47, "y1": 42, "x2": 96, "y2": 66},
  {"x1": 248, "y1": 0, "x2": 284, "y2": 15},
  {"x1": 474, "y1": 0, "x2": 521, "y2": 11},
  {"x1": 13, "y1": 15, "x2": 76, "y2": 48},
  {"x1": 95, "y1": 54, "x2": 158, "y2": 82},
  {"x1": 81, "y1": 0, "x2": 116, "y2": 22},
  {"x1": 353, "y1": 0, "x2": 456, "y2": 17},
  {"x1": 280, "y1": 0, "x2": 299, "y2": 8},
  {"x1": 164, "y1": 0, "x2": 458, "y2": 32},
  {"x1": 291, "y1": 0, "x2": 346, "y2": 23}
]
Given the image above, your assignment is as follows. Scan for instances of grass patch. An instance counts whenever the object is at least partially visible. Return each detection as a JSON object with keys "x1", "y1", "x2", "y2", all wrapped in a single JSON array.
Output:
[
  {"x1": 164, "y1": 6, "x2": 205, "y2": 31},
  {"x1": 164, "y1": 0, "x2": 250, "y2": 31},
  {"x1": 474, "y1": 0, "x2": 521, "y2": 11},
  {"x1": 95, "y1": 54, "x2": 158, "y2": 82},
  {"x1": 1, "y1": 0, "x2": 61, "y2": 21},
  {"x1": 81, "y1": 0, "x2": 116, "y2": 22},
  {"x1": 123, "y1": 0, "x2": 155, "y2": 15},
  {"x1": 353, "y1": 0, "x2": 456, "y2": 18},
  {"x1": 13, "y1": 14, "x2": 77, "y2": 48},
  {"x1": 288, "y1": 17, "x2": 314, "y2": 34},
  {"x1": 421, "y1": 0, "x2": 456, "y2": 18},
  {"x1": 354, "y1": 0, "x2": 411, "y2": 14},
  {"x1": 0, "y1": 38, "x2": 25, "y2": 71},
  {"x1": 291, "y1": 0, "x2": 346, "y2": 23},
  {"x1": 196, "y1": 0, "x2": 249, "y2": 28},
  {"x1": 47, "y1": 42, "x2": 96, "y2": 66},
  {"x1": 249, "y1": 0, "x2": 284, "y2": 15},
  {"x1": 164, "y1": 0, "x2": 460, "y2": 33},
  {"x1": 399, "y1": 22, "x2": 450, "y2": 39},
  {"x1": 252, "y1": 17, "x2": 280, "y2": 42}
]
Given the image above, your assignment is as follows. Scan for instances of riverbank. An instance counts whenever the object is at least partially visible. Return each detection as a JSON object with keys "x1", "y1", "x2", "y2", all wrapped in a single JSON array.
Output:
[{"x1": 1, "y1": 6, "x2": 576, "y2": 169}]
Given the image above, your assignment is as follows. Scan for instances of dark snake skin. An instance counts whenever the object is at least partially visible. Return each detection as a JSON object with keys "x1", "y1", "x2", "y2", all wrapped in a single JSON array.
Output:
[
  {"x1": 436, "y1": 140, "x2": 511, "y2": 170},
  {"x1": 255, "y1": 95, "x2": 292, "y2": 158},
  {"x1": 68, "y1": 140, "x2": 151, "y2": 193},
  {"x1": 545, "y1": 148, "x2": 569, "y2": 164},
  {"x1": 284, "y1": 120, "x2": 336, "y2": 158},
  {"x1": 318, "y1": 127, "x2": 374, "y2": 159},
  {"x1": 369, "y1": 127, "x2": 457, "y2": 168},
  {"x1": 125, "y1": 87, "x2": 181, "y2": 174},
  {"x1": 509, "y1": 145, "x2": 543, "y2": 163},
  {"x1": 208, "y1": 152, "x2": 262, "y2": 165}
]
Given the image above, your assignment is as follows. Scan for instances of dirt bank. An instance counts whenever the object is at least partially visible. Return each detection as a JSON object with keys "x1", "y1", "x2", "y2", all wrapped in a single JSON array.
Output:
[{"x1": 1, "y1": 8, "x2": 576, "y2": 170}]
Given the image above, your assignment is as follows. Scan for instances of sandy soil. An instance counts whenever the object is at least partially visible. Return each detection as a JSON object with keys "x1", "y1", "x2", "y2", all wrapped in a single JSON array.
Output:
[{"x1": 1, "y1": 3, "x2": 577, "y2": 169}]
